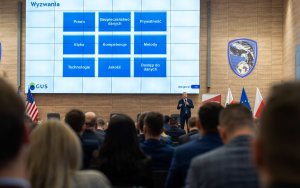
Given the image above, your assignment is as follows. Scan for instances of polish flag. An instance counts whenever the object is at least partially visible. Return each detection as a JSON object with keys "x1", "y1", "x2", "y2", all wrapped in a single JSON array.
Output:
[
  {"x1": 225, "y1": 88, "x2": 234, "y2": 107},
  {"x1": 202, "y1": 94, "x2": 221, "y2": 104},
  {"x1": 253, "y1": 88, "x2": 264, "y2": 118}
]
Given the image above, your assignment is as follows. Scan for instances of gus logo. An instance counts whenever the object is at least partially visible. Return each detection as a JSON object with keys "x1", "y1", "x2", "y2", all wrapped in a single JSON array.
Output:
[{"x1": 29, "y1": 82, "x2": 48, "y2": 90}]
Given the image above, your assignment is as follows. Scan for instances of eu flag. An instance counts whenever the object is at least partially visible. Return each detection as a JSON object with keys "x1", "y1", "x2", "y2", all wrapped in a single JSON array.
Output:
[{"x1": 240, "y1": 87, "x2": 251, "y2": 111}]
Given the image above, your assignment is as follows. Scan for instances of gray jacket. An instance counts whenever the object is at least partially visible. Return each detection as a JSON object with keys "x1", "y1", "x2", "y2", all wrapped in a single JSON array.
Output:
[
  {"x1": 71, "y1": 170, "x2": 111, "y2": 188},
  {"x1": 185, "y1": 135, "x2": 259, "y2": 188}
]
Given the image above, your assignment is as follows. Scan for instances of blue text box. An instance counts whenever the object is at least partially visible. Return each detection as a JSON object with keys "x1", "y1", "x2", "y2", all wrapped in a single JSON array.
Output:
[
  {"x1": 99, "y1": 58, "x2": 130, "y2": 77},
  {"x1": 64, "y1": 12, "x2": 95, "y2": 32},
  {"x1": 63, "y1": 35, "x2": 95, "y2": 55},
  {"x1": 99, "y1": 12, "x2": 131, "y2": 31},
  {"x1": 135, "y1": 35, "x2": 166, "y2": 54},
  {"x1": 134, "y1": 58, "x2": 166, "y2": 77},
  {"x1": 99, "y1": 35, "x2": 130, "y2": 54},
  {"x1": 63, "y1": 58, "x2": 95, "y2": 77},
  {"x1": 134, "y1": 12, "x2": 167, "y2": 31}
]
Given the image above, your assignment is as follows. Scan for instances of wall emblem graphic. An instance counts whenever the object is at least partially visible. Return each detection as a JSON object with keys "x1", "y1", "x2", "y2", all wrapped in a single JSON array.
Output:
[{"x1": 228, "y1": 38, "x2": 258, "y2": 78}]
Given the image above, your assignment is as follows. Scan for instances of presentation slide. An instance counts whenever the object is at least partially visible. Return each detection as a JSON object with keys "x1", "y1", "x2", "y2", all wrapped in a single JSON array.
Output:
[{"x1": 25, "y1": 0, "x2": 200, "y2": 94}]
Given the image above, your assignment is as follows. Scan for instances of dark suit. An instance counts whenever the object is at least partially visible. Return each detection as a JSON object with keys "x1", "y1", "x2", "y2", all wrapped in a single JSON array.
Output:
[
  {"x1": 81, "y1": 130, "x2": 104, "y2": 169},
  {"x1": 140, "y1": 139, "x2": 174, "y2": 170},
  {"x1": 165, "y1": 126, "x2": 186, "y2": 142},
  {"x1": 165, "y1": 132, "x2": 223, "y2": 188},
  {"x1": 179, "y1": 129, "x2": 199, "y2": 145},
  {"x1": 268, "y1": 183, "x2": 300, "y2": 188},
  {"x1": 177, "y1": 98, "x2": 194, "y2": 129},
  {"x1": 139, "y1": 134, "x2": 173, "y2": 145},
  {"x1": 186, "y1": 135, "x2": 259, "y2": 188}
]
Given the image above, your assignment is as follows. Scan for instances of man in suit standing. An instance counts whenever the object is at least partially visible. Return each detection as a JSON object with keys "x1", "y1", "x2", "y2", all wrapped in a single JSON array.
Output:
[
  {"x1": 177, "y1": 92, "x2": 194, "y2": 130},
  {"x1": 0, "y1": 78, "x2": 30, "y2": 188},
  {"x1": 186, "y1": 104, "x2": 259, "y2": 188}
]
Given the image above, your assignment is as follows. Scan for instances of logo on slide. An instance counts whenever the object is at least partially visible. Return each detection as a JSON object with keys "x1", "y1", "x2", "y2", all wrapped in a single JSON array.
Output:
[
  {"x1": 29, "y1": 82, "x2": 35, "y2": 90},
  {"x1": 228, "y1": 38, "x2": 258, "y2": 78},
  {"x1": 29, "y1": 82, "x2": 48, "y2": 90}
]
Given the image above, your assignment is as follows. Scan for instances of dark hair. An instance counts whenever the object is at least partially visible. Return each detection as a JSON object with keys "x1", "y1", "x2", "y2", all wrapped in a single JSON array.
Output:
[
  {"x1": 188, "y1": 117, "x2": 197, "y2": 128},
  {"x1": 169, "y1": 115, "x2": 178, "y2": 126},
  {"x1": 198, "y1": 102, "x2": 224, "y2": 132},
  {"x1": 65, "y1": 109, "x2": 85, "y2": 133},
  {"x1": 163, "y1": 115, "x2": 170, "y2": 124},
  {"x1": 97, "y1": 114, "x2": 146, "y2": 172},
  {"x1": 96, "y1": 118, "x2": 105, "y2": 126},
  {"x1": 219, "y1": 104, "x2": 253, "y2": 133},
  {"x1": 0, "y1": 78, "x2": 25, "y2": 168},
  {"x1": 144, "y1": 112, "x2": 164, "y2": 136},
  {"x1": 137, "y1": 112, "x2": 148, "y2": 132},
  {"x1": 260, "y1": 82, "x2": 300, "y2": 180}
]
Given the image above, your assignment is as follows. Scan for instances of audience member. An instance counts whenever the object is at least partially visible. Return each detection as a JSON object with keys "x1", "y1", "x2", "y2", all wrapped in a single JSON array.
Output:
[
  {"x1": 137, "y1": 112, "x2": 148, "y2": 142},
  {"x1": 27, "y1": 120, "x2": 110, "y2": 188},
  {"x1": 166, "y1": 102, "x2": 224, "y2": 188},
  {"x1": 92, "y1": 114, "x2": 152, "y2": 187},
  {"x1": 163, "y1": 115, "x2": 171, "y2": 131},
  {"x1": 253, "y1": 82, "x2": 300, "y2": 188},
  {"x1": 165, "y1": 115, "x2": 186, "y2": 143},
  {"x1": 96, "y1": 117, "x2": 107, "y2": 133},
  {"x1": 82, "y1": 112, "x2": 105, "y2": 144},
  {"x1": 65, "y1": 109, "x2": 85, "y2": 136},
  {"x1": 0, "y1": 78, "x2": 29, "y2": 188},
  {"x1": 65, "y1": 109, "x2": 97, "y2": 169},
  {"x1": 179, "y1": 117, "x2": 199, "y2": 144},
  {"x1": 186, "y1": 104, "x2": 259, "y2": 188},
  {"x1": 140, "y1": 112, "x2": 174, "y2": 170}
]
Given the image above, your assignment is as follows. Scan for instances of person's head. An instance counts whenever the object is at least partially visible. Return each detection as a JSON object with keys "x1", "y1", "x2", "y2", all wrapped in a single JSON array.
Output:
[
  {"x1": 182, "y1": 92, "x2": 188, "y2": 99},
  {"x1": 98, "y1": 114, "x2": 145, "y2": 169},
  {"x1": 85, "y1": 112, "x2": 97, "y2": 128},
  {"x1": 198, "y1": 102, "x2": 224, "y2": 134},
  {"x1": 64, "y1": 109, "x2": 85, "y2": 134},
  {"x1": 137, "y1": 112, "x2": 148, "y2": 133},
  {"x1": 163, "y1": 115, "x2": 170, "y2": 124},
  {"x1": 218, "y1": 104, "x2": 254, "y2": 144},
  {"x1": 253, "y1": 82, "x2": 300, "y2": 185},
  {"x1": 188, "y1": 117, "x2": 198, "y2": 130},
  {"x1": 28, "y1": 120, "x2": 81, "y2": 188},
  {"x1": 143, "y1": 112, "x2": 164, "y2": 139},
  {"x1": 169, "y1": 115, "x2": 179, "y2": 126},
  {"x1": 0, "y1": 78, "x2": 27, "y2": 174},
  {"x1": 96, "y1": 117, "x2": 107, "y2": 131}
]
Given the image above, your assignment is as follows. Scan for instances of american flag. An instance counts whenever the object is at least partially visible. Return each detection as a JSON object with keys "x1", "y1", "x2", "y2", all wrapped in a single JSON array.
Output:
[{"x1": 26, "y1": 89, "x2": 38, "y2": 121}]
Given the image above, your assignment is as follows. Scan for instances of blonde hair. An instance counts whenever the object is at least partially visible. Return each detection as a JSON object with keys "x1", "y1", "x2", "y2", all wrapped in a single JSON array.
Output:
[{"x1": 28, "y1": 120, "x2": 82, "y2": 188}]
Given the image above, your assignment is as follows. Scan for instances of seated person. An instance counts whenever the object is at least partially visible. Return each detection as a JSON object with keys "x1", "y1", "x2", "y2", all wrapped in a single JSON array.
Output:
[
  {"x1": 179, "y1": 117, "x2": 200, "y2": 144},
  {"x1": 166, "y1": 102, "x2": 224, "y2": 188},
  {"x1": 65, "y1": 110, "x2": 101, "y2": 169},
  {"x1": 137, "y1": 112, "x2": 148, "y2": 143},
  {"x1": 165, "y1": 115, "x2": 186, "y2": 142},
  {"x1": 96, "y1": 117, "x2": 107, "y2": 135},
  {"x1": 163, "y1": 115, "x2": 171, "y2": 131},
  {"x1": 91, "y1": 114, "x2": 152, "y2": 187},
  {"x1": 82, "y1": 112, "x2": 105, "y2": 145},
  {"x1": 140, "y1": 112, "x2": 174, "y2": 170},
  {"x1": 28, "y1": 120, "x2": 110, "y2": 188}
]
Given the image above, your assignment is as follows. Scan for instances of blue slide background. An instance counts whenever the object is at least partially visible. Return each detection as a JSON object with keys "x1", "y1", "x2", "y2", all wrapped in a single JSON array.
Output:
[{"x1": 25, "y1": 0, "x2": 200, "y2": 94}]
